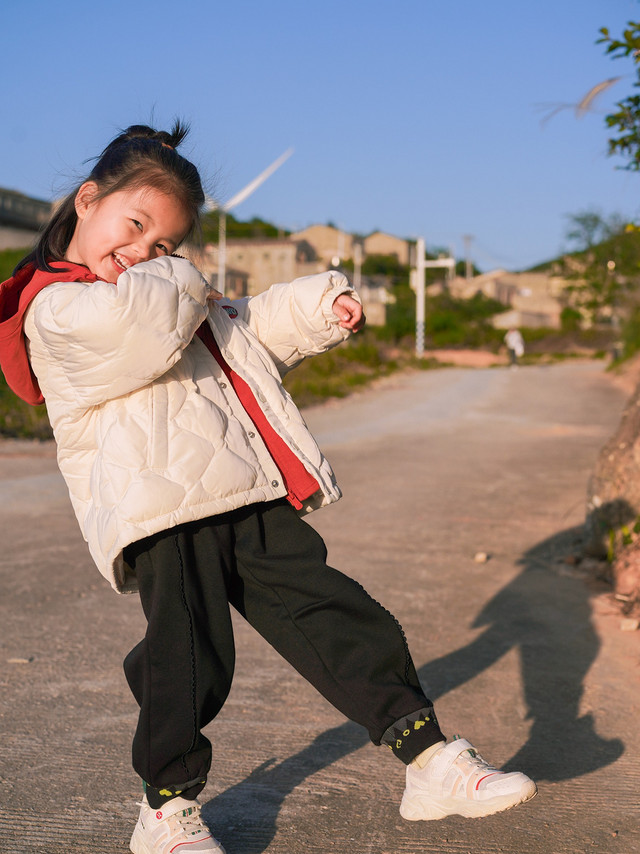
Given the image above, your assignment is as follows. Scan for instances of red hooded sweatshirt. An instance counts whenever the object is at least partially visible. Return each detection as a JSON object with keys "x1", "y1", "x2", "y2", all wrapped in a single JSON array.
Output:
[{"x1": 0, "y1": 261, "x2": 97, "y2": 405}]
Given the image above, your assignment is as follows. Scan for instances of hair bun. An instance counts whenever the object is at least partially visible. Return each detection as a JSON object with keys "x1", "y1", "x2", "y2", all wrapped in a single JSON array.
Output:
[
  {"x1": 101, "y1": 121, "x2": 190, "y2": 156},
  {"x1": 155, "y1": 121, "x2": 190, "y2": 150}
]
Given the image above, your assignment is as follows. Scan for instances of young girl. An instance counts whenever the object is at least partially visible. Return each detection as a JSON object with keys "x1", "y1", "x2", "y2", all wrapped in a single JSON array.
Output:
[{"x1": 0, "y1": 123, "x2": 536, "y2": 854}]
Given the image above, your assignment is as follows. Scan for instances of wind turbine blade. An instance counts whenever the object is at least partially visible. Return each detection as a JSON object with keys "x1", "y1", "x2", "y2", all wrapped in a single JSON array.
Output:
[
  {"x1": 223, "y1": 148, "x2": 294, "y2": 211},
  {"x1": 575, "y1": 76, "x2": 622, "y2": 116}
]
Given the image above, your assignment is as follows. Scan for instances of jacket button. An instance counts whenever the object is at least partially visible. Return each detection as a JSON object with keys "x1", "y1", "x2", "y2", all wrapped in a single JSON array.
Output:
[
  {"x1": 220, "y1": 382, "x2": 227, "y2": 389},
  {"x1": 226, "y1": 352, "x2": 234, "y2": 360},
  {"x1": 271, "y1": 480, "x2": 279, "y2": 487},
  {"x1": 248, "y1": 431, "x2": 255, "y2": 439}
]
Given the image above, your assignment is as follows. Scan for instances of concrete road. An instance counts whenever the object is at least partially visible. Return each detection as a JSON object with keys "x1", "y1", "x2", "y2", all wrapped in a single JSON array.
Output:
[{"x1": 0, "y1": 361, "x2": 638, "y2": 854}]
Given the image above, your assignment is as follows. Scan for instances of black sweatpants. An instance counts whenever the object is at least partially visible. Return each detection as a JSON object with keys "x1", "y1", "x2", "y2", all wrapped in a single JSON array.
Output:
[{"x1": 123, "y1": 499, "x2": 443, "y2": 806}]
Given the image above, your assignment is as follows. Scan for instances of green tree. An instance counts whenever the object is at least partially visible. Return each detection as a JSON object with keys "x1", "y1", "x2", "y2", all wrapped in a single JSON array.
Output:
[
  {"x1": 560, "y1": 210, "x2": 632, "y2": 324},
  {"x1": 361, "y1": 253, "x2": 408, "y2": 280},
  {"x1": 201, "y1": 212, "x2": 288, "y2": 243},
  {"x1": 565, "y1": 209, "x2": 622, "y2": 250},
  {"x1": 599, "y1": 22, "x2": 640, "y2": 169},
  {"x1": 454, "y1": 260, "x2": 482, "y2": 278}
]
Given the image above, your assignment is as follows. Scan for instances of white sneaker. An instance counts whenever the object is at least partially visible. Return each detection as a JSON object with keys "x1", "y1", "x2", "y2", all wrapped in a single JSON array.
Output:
[
  {"x1": 400, "y1": 737, "x2": 537, "y2": 821},
  {"x1": 130, "y1": 795, "x2": 226, "y2": 854}
]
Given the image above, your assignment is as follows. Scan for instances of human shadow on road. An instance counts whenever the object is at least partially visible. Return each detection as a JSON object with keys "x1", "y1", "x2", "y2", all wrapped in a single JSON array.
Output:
[
  {"x1": 203, "y1": 523, "x2": 624, "y2": 853},
  {"x1": 417, "y1": 523, "x2": 624, "y2": 781}
]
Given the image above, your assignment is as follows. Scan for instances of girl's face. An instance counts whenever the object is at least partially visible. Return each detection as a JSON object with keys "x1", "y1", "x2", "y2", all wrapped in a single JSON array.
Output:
[{"x1": 65, "y1": 182, "x2": 192, "y2": 283}]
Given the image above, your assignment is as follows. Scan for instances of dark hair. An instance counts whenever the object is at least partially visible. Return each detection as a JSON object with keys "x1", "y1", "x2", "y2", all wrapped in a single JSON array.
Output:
[{"x1": 17, "y1": 121, "x2": 205, "y2": 273}]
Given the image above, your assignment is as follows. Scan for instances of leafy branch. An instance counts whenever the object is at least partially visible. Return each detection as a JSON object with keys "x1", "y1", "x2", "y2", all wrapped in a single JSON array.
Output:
[{"x1": 598, "y1": 22, "x2": 640, "y2": 169}]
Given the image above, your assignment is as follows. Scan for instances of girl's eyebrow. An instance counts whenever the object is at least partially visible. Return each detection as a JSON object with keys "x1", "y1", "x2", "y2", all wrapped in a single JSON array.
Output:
[{"x1": 131, "y1": 207, "x2": 152, "y2": 222}]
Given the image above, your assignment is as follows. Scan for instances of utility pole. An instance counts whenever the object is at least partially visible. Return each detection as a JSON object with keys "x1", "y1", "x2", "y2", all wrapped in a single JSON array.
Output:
[
  {"x1": 412, "y1": 238, "x2": 456, "y2": 357},
  {"x1": 416, "y1": 238, "x2": 426, "y2": 357},
  {"x1": 462, "y1": 234, "x2": 474, "y2": 280},
  {"x1": 353, "y1": 242, "x2": 362, "y2": 291}
]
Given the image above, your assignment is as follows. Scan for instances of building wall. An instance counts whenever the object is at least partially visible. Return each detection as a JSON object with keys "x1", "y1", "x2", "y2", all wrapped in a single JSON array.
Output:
[
  {"x1": 0, "y1": 188, "x2": 53, "y2": 252},
  {"x1": 0, "y1": 188, "x2": 51, "y2": 231},
  {"x1": 363, "y1": 231, "x2": 411, "y2": 265},
  {"x1": 358, "y1": 278, "x2": 391, "y2": 326},
  {"x1": 449, "y1": 269, "x2": 566, "y2": 329},
  {"x1": 492, "y1": 309, "x2": 559, "y2": 330},
  {"x1": 289, "y1": 225, "x2": 354, "y2": 266},
  {"x1": 202, "y1": 240, "x2": 306, "y2": 296}
]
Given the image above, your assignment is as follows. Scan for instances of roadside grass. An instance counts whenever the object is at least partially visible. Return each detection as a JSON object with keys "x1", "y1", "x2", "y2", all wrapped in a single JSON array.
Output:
[
  {"x1": 282, "y1": 331, "x2": 439, "y2": 408},
  {"x1": 0, "y1": 248, "x2": 27, "y2": 282},
  {"x1": 517, "y1": 325, "x2": 616, "y2": 366},
  {"x1": 0, "y1": 377, "x2": 53, "y2": 439},
  {"x1": 0, "y1": 327, "x2": 615, "y2": 441}
]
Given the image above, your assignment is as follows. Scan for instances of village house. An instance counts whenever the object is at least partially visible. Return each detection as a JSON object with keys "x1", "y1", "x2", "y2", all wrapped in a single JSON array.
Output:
[
  {"x1": 288, "y1": 225, "x2": 355, "y2": 267},
  {"x1": 289, "y1": 224, "x2": 412, "y2": 269},
  {"x1": 0, "y1": 188, "x2": 51, "y2": 251},
  {"x1": 363, "y1": 230, "x2": 412, "y2": 266},
  {"x1": 445, "y1": 270, "x2": 566, "y2": 329},
  {"x1": 200, "y1": 238, "x2": 322, "y2": 298},
  {"x1": 200, "y1": 226, "x2": 405, "y2": 325}
]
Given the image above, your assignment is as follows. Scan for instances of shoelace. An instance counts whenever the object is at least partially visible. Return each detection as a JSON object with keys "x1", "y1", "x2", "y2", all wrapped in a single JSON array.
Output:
[
  {"x1": 176, "y1": 806, "x2": 209, "y2": 834},
  {"x1": 451, "y1": 738, "x2": 497, "y2": 774}
]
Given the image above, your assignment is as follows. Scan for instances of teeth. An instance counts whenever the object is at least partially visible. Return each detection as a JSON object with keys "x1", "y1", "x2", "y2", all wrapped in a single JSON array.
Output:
[{"x1": 114, "y1": 253, "x2": 130, "y2": 270}]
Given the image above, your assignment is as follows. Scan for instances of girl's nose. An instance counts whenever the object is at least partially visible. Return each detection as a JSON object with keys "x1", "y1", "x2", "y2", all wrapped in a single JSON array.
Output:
[{"x1": 134, "y1": 240, "x2": 156, "y2": 263}]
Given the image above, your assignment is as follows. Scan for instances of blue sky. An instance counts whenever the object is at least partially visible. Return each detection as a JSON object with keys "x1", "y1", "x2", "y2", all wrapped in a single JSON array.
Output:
[{"x1": 1, "y1": 0, "x2": 639, "y2": 271}]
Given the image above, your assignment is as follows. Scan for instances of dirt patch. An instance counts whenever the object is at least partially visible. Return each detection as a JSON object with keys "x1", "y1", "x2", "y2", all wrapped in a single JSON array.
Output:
[
  {"x1": 423, "y1": 349, "x2": 506, "y2": 367},
  {"x1": 607, "y1": 351, "x2": 640, "y2": 395}
]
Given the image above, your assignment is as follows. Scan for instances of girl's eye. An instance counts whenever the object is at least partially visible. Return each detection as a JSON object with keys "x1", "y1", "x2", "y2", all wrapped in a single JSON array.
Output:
[
  {"x1": 131, "y1": 219, "x2": 143, "y2": 231},
  {"x1": 156, "y1": 243, "x2": 168, "y2": 254}
]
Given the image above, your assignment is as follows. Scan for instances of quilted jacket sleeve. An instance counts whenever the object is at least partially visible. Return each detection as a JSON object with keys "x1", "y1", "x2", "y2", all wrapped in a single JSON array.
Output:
[
  {"x1": 26, "y1": 256, "x2": 210, "y2": 407},
  {"x1": 228, "y1": 271, "x2": 359, "y2": 375}
]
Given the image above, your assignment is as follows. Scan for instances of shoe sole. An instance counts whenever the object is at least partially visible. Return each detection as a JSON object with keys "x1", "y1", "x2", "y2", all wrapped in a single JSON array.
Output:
[{"x1": 400, "y1": 780, "x2": 538, "y2": 821}]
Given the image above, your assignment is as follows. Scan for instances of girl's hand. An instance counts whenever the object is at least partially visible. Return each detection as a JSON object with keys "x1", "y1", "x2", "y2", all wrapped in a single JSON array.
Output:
[
  {"x1": 332, "y1": 294, "x2": 365, "y2": 332},
  {"x1": 206, "y1": 288, "x2": 223, "y2": 303}
]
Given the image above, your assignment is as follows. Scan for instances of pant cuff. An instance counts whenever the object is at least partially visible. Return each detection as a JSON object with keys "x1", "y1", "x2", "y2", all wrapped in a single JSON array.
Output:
[
  {"x1": 380, "y1": 705, "x2": 444, "y2": 765},
  {"x1": 144, "y1": 776, "x2": 207, "y2": 809}
]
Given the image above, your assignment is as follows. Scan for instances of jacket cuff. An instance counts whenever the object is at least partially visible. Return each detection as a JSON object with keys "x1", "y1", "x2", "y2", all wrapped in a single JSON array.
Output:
[{"x1": 320, "y1": 271, "x2": 360, "y2": 326}]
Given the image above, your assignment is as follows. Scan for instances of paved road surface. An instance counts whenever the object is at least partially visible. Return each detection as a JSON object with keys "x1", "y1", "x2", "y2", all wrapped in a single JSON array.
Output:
[{"x1": 1, "y1": 361, "x2": 638, "y2": 854}]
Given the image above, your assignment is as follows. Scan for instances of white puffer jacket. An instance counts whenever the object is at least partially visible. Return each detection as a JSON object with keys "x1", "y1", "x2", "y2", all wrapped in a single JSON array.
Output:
[{"x1": 23, "y1": 256, "x2": 357, "y2": 592}]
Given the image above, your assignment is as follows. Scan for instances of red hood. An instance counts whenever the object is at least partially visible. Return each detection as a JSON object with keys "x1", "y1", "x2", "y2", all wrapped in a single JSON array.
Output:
[{"x1": 0, "y1": 261, "x2": 97, "y2": 405}]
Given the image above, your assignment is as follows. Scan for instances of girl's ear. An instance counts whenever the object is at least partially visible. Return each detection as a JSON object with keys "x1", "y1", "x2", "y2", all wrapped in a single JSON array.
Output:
[{"x1": 74, "y1": 182, "x2": 100, "y2": 220}]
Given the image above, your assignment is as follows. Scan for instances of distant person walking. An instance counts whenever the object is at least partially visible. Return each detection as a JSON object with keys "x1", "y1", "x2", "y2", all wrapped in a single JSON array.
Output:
[{"x1": 505, "y1": 327, "x2": 525, "y2": 367}]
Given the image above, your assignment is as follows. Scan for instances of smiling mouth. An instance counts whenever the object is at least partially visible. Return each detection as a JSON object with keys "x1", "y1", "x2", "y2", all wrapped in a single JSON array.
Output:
[{"x1": 113, "y1": 253, "x2": 131, "y2": 271}]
